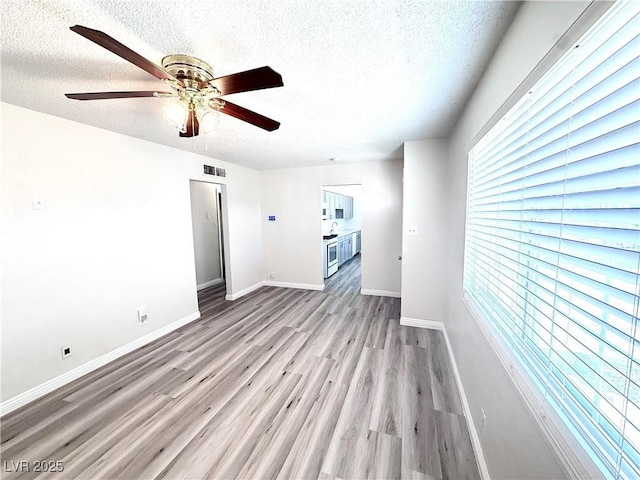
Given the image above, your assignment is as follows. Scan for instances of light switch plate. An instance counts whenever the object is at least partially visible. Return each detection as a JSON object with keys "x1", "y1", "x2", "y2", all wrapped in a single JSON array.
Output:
[{"x1": 407, "y1": 225, "x2": 418, "y2": 236}]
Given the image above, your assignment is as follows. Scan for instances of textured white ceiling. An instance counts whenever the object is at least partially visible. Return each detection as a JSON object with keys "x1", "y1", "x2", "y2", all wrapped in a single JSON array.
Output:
[{"x1": 1, "y1": 0, "x2": 519, "y2": 170}]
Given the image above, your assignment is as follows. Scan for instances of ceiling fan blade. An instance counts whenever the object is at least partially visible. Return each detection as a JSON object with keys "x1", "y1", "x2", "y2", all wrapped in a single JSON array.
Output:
[
  {"x1": 65, "y1": 91, "x2": 174, "y2": 100},
  {"x1": 70, "y1": 25, "x2": 180, "y2": 83},
  {"x1": 179, "y1": 109, "x2": 199, "y2": 137},
  {"x1": 210, "y1": 66, "x2": 283, "y2": 96},
  {"x1": 214, "y1": 100, "x2": 280, "y2": 131}
]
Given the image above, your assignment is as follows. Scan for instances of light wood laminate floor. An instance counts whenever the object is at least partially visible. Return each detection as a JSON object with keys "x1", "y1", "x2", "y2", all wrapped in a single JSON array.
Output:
[{"x1": 1, "y1": 255, "x2": 480, "y2": 479}]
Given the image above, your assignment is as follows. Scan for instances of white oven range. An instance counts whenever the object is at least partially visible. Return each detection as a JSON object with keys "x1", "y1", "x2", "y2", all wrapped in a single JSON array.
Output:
[{"x1": 323, "y1": 236, "x2": 338, "y2": 278}]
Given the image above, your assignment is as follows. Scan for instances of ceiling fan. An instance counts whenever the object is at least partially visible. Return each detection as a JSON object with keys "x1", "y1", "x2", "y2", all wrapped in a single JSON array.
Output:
[{"x1": 65, "y1": 25, "x2": 283, "y2": 137}]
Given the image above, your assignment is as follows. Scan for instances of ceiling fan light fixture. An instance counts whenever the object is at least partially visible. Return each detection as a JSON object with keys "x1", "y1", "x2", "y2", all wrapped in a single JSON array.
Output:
[
  {"x1": 198, "y1": 107, "x2": 220, "y2": 134},
  {"x1": 162, "y1": 101, "x2": 188, "y2": 133},
  {"x1": 65, "y1": 26, "x2": 284, "y2": 138}
]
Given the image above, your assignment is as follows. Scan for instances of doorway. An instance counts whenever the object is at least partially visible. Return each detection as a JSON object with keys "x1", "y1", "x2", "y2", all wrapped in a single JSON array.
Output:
[
  {"x1": 321, "y1": 184, "x2": 362, "y2": 291},
  {"x1": 189, "y1": 180, "x2": 226, "y2": 291}
]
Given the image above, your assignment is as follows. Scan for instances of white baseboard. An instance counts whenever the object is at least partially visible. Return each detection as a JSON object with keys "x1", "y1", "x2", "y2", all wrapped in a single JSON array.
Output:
[
  {"x1": 226, "y1": 280, "x2": 327, "y2": 301},
  {"x1": 197, "y1": 277, "x2": 224, "y2": 290},
  {"x1": 263, "y1": 280, "x2": 324, "y2": 291},
  {"x1": 440, "y1": 327, "x2": 490, "y2": 480},
  {"x1": 400, "y1": 317, "x2": 444, "y2": 330},
  {"x1": 360, "y1": 289, "x2": 401, "y2": 298},
  {"x1": 0, "y1": 310, "x2": 201, "y2": 416},
  {"x1": 398, "y1": 316, "x2": 490, "y2": 480},
  {"x1": 225, "y1": 281, "x2": 264, "y2": 301}
]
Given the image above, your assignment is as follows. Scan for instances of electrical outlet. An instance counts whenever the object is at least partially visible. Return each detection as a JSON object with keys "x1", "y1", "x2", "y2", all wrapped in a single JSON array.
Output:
[
  {"x1": 61, "y1": 346, "x2": 72, "y2": 359},
  {"x1": 481, "y1": 407, "x2": 487, "y2": 430},
  {"x1": 137, "y1": 307, "x2": 148, "y2": 325},
  {"x1": 32, "y1": 195, "x2": 45, "y2": 210}
]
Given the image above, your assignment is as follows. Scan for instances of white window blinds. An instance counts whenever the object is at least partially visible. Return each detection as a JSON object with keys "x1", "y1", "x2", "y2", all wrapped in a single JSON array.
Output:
[{"x1": 463, "y1": 2, "x2": 640, "y2": 478}]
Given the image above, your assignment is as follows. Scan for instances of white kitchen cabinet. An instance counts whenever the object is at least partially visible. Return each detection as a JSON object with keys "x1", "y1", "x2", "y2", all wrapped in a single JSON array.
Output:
[
  {"x1": 322, "y1": 191, "x2": 354, "y2": 220},
  {"x1": 336, "y1": 231, "x2": 359, "y2": 267},
  {"x1": 337, "y1": 234, "x2": 349, "y2": 266},
  {"x1": 345, "y1": 236, "x2": 352, "y2": 264},
  {"x1": 328, "y1": 193, "x2": 335, "y2": 219},
  {"x1": 346, "y1": 196, "x2": 354, "y2": 219}
]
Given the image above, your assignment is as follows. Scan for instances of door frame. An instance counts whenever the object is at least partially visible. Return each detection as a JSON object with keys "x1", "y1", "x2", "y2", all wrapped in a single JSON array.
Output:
[
  {"x1": 320, "y1": 183, "x2": 363, "y2": 288},
  {"x1": 188, "y1": 179, "x2": 231, "y2": 297}
]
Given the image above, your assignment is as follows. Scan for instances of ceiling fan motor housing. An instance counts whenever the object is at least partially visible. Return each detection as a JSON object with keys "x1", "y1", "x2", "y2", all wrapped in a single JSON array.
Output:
[
  {"x1": 161, "y1": 54, "x2": 216, "y2": 88},
  {"x1": 161, "y1": 54, "x2": 223, "y2": 117}
]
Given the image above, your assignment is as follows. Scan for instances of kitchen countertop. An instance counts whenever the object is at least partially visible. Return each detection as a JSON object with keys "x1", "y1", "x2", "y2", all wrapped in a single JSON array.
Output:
[
  {"x1": 335, "y1": 229, "x2": 360, "y2": 237},
  {"x1": 322, "y1": 229, "x2": 361, "y2": 242}
]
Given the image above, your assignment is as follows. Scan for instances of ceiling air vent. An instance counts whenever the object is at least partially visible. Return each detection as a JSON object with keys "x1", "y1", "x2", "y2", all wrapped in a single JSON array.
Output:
[{"x1": 203, "y1": 164, "x2": 226, "y2": 177}]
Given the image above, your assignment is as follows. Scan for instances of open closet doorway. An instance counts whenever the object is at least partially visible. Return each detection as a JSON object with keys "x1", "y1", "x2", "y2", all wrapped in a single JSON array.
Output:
[
  {"x1": 321, "y1": 184, "x2": 362, "y2": 293},
  {"x1": 189, "y1": 180, "x2": 226, "y2": 292}
]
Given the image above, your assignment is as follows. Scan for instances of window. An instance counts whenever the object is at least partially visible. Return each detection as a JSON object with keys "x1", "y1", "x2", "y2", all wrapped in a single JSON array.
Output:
[{"x1": 463, "y1": 2, "x2": 640, "y2": 478}]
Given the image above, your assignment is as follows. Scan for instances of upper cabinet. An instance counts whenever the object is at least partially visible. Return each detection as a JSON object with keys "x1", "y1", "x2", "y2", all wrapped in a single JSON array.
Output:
[
  {"x1": 345, "y1": 196, "x2": 354, "y2": 219},
  {"x1": 323, "y1": 191, "x2": 354, "y2": 219}
]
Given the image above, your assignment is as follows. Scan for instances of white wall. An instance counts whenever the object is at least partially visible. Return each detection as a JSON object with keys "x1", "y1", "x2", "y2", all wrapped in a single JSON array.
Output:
[
  {"x1": 401, "y1": 139, "x2": 448, "y2": 323},
  {"x1": 189, "y1": 181, "x2": 222, "y2": 289},
  {"x1": 260, "y1": 160, "x2": 402, "y2": 294},
  {"x1": 1, "y1": 103, "x2": 263, "y2": 403},
  {"x1": 441, "y1": 1, "x2": 611, "y2": 478},
  {"x1": 224, "y1": 168, "x2": 264, "y2": 297}
]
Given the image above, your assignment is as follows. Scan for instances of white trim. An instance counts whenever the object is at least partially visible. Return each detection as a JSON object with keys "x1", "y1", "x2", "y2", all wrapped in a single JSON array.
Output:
[
  {"x1": 225, "y1": 279, "x2": 327, "y2": 301},
  {"x1": 400, "y1": 317, "x2": 444, "y2": 330},
  {"x1": 463, "y1": 294, "x2": 600, "y2": 479},
  {"x1": 399, "y1": 316, "x2": 490, "y2": 480},
  {"x1": 263, "y1": 280, "x2": 324, "y2": 291},
  {"x1": 0, "y1": 310, "x2": 201, "y2": 416},
  {"x1": 197, "y1": 277, "x2": 224, "y2": 291},
  {"x1": 440, "y1": 324, "x2": 490, "y2": 480},
  {"x1": 225, "y1": 281, "x2": 264, "y2": 301},
  {"x1": 360, "y1": 289, "x2": 401, "y2": 298}
]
